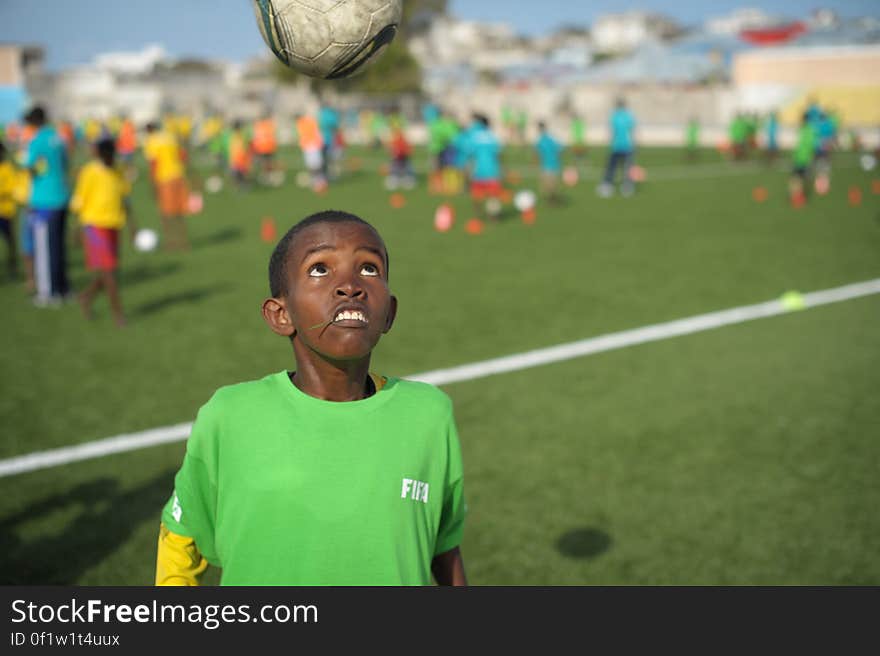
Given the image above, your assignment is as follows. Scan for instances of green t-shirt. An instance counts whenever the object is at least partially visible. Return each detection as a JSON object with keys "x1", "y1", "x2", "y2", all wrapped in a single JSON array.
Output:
[
  {"x1": 685, "y1": 121, "x2": 699, "y2": 147},
  {"x1": 793, "y1": 124, "x2": 817, "y2": 167},
  {"x1": 570, "y1": 118, "x2": 586, "y2": 145},
  {"x1": 161, "y1": 371, "x2": 466, "y2": 585}
]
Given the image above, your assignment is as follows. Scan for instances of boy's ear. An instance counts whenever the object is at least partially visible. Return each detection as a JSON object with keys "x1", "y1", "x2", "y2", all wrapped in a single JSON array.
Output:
[
  {"x1": 262, "y1": 297, "x2": 296, "y2": 337},
  {"x1": 382, "y1": 295, "x2": 398, "y2": 334}
]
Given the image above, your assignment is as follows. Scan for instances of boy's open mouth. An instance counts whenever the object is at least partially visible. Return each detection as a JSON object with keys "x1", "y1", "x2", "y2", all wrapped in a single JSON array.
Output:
[{"x1": 332, "y1": 308, "x2": 368, "y2": 326}]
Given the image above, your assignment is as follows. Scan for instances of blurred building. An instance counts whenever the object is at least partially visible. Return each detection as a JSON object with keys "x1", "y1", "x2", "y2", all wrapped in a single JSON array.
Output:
[
  {"x1": 705, "y1": 8, "x2": 781, "y2": 35},
  {"x1": 733, "y1": 43, "x2": 880, "y2": 126},
  {"x1": 0, "y1": 43, "x2": 43, "y2": 124},
  {"x1": 591, "y1": 11, "x2": 683, "y2": 54}
]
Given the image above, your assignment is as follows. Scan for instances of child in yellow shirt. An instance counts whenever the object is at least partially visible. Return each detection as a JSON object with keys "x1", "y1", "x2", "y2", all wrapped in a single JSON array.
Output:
[
  {"x1": 0, "y1": 141, "x2": 20, "y2": 279},
  {"x1": 70, "y1": 138, "x2": 137, "y2": 327}
]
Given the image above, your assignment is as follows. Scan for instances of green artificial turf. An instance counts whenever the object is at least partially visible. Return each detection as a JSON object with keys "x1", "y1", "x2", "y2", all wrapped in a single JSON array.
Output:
[{"x1": 1, "y1": 145, "x2": 878, "y2": 584}]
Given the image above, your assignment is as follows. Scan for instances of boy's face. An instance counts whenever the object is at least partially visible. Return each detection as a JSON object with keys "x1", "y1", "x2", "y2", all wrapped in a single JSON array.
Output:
[{"x1": 263, "y1": 221, "x2": 396, "y2": 363}]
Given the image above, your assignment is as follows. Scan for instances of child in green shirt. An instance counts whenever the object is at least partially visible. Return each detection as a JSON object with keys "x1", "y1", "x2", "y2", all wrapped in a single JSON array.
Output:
[{"x1": 157, "y1": 210, "x2": 468, "y2": 586}]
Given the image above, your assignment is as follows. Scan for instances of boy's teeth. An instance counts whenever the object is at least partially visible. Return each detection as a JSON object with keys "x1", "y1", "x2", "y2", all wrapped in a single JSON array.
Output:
[{"x1": 335, "y1": 310, "x2": 366, "y2": 322}]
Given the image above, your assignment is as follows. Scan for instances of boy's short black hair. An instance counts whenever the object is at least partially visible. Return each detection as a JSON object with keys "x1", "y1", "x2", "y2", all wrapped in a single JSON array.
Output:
[
  {"x1": 268, "y1": 210, "x2": 389, "y2": 298},
  {"x1": 538, "y1": 121, "x2": 547, "y2": 130},
  {"x1": 24, "y1": 105, "x2": 47, "y2": 127},
  {"x1": 96, "y1": 138, "x2": 116, "y2": 166},
  {"x1": 0, "y1": 140, "x2": 6, "y2": 161}
]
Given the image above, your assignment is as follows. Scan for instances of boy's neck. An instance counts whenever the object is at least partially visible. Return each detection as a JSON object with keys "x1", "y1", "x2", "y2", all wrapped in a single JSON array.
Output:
[{"x1": 291, "y1": 356, "x2": 373, "y2": 402}]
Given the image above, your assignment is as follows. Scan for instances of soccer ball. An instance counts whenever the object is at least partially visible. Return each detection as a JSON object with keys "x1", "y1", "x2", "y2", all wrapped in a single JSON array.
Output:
[
  {"x1": 513, "y1": 190, "x2": 536, "y2": 212},
  {"x1": 134, "y1": 229, "x2": 159, "y2": 253},
  {"x1": 251, "y1": 0, "x2": 403, "y2": 79}
]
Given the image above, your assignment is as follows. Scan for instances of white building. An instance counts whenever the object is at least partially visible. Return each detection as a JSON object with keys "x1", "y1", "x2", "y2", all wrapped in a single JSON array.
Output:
[
  {"x1": 591, "y1": 12, "x2": 682, "y2": 54},
  {"x1": 93, "y1": 44, "x2": 168, "y2": 75},
  {"x1": 705, "y1": 8, "x2": 780, "y2": 35},
  {"x1": 408, "y1": 16, "x2": 520, "y2": 67}
]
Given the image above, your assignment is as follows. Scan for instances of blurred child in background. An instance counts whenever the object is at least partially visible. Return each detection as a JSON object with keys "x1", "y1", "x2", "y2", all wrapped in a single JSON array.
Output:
[
  {"x1": 685, "y1": 116, "x2": 700, "y2": 161},
  {"x1": 599, "y1": 98, "x2": 636, "y2": 198},
  {"x1": 535, "y1": 121, "x2": 563, "y2": 205},
  {"x1": 144, "y1": 121, "x2": 190, "y2": 251},
  {"x1": 0, "y1": 141, "x2": 20, "y2": 279},
  {"x1": 295, "y1": 113, "x2": 324, "y2": 189},
  {"x1": 570, "y1": 113, "x2": 587, "y2": 166},
  {"x1": 790, "y1": 112, "x2": 817, "y2": 206},
  {"x1": 228, "y1": 120, "x2": 253, "y2": 191},
  {"x1": 463, "y1": 113, "x2": 503, "y2": 219},
  {"x1": 387, "y1": 123, "x2": 415, "y2": 189},
  {"x1": 71, "y1": 137, "x2": 136, "y2": 327}
]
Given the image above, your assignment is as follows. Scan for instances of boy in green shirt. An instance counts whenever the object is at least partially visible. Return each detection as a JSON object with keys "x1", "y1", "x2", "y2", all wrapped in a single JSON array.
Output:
[
  {"x1": 156, "y1": 210, "x2": 468, "y2": 586},
  {"x1": 790, "y1": 112, "x2": 816, "y2": 205}
]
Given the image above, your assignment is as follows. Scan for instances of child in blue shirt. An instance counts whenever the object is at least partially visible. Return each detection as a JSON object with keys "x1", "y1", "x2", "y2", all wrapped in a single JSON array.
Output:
[{"x1": 535, "y1": 122, "x2": 563, "y2": 205}]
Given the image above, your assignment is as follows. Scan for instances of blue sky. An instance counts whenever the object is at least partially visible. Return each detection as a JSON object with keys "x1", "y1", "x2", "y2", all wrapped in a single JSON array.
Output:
[{"x1": 0, "y1": 0, "x2": 876, "y2": 70}]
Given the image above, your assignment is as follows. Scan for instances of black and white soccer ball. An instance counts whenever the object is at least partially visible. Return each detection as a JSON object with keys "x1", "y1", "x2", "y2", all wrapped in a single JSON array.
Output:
[{"x1": 252, "y1": 0, "x2": 403, "y2": 79}]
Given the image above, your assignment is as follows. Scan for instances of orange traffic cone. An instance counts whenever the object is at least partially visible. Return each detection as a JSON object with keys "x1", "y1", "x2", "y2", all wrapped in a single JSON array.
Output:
[
  {"x1": 848, "y1": 186, "x2": 862, "y2": 207},
  {"x1": 521, "y1": 208, "x2": 537, "y2": 224},
  {"x1": 390, "y1": 193, "x2": 406, "y2": 208},
  {"x1": 752, "y1": 186, "x2": 768, "y2": 202},
  {"x1": 465, "y1": 218, "x2": 484, "y2": 235},
  {"x1": 261, "y1": 217, "x2": 277, "y2": 243},
  {"x1": 871, "y1": 179, "x2": 880, "y2": 194}
]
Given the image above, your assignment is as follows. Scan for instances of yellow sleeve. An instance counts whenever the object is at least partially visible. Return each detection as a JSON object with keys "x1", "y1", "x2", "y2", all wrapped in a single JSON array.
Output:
[
  {"x1": 143, "y1": 136, "x2": 156, "y2": 161},
  {"x1": 155, "y1": 522, "x2": 209, "y2": 586},
  {"x1": 13, "y1": 170, "x2": 30, "y2": 205},
  {"x1": 69, "y1": 166, "x2": 91, "y2": 217}
]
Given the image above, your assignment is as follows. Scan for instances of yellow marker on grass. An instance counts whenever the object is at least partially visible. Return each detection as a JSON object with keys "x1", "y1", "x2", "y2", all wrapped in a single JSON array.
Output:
[{"x1": 780, "y1": 291, "x2": 806, "y2": 311}]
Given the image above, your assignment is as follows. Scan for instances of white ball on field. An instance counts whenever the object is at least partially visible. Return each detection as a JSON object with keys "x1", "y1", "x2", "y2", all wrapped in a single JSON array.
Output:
[
  {"x1": 205, "y1": 176, "x2": 224, "y2": 193},
  {"x1": 860, "y1": 154, "x2": 876, "y2": 171},
  {"x1": 513, "y1": 190, "x2": 536, "y2": 212},
  {"x1": 252, "y1": 0, "x2": 403, "y2": 79},
  {"x1": 134, "y1": 229, "x2": 159, "y2": 253}
]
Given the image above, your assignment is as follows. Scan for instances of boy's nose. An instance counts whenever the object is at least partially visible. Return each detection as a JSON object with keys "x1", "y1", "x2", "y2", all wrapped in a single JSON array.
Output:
[{"x1": 335, "y1": 280, "x2": 364, "y2": 298}]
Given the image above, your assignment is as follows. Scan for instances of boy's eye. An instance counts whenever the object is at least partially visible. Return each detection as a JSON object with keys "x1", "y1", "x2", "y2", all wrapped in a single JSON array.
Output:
[
  {"x1": 308, "y1": 264, "x2": 329, "y2": 277},
  {"x1": 360, "y1": 263, "x2": 379, "y2": 276}
]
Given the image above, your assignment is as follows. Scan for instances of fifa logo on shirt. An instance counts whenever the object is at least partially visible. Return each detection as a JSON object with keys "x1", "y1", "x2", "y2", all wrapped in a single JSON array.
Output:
[
  {"x1": 171, "y1": 494, "x2": 182, "y2": 522},
  {"x1": 401, "y1": 478, "x2": 429, "y2": 504}
]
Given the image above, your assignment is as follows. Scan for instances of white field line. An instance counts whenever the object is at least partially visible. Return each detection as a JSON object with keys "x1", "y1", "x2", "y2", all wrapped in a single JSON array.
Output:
[{"x1": 1, "y1": 278, "x2": 879, "y2": 479}]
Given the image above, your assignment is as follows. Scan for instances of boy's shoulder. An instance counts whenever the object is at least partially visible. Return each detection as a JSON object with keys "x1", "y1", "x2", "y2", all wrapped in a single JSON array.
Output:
[
  {"x1": 203, "y1": 371, "x2": 285, "y2": 409},
  {"x1": 386, "y1": 377, "x2": 453, "y2": 414}
]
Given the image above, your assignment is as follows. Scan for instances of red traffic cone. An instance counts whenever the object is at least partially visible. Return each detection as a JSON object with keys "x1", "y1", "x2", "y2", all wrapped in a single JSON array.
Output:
[
  {"x1": 261, "y1": 217, "x2": 277, "y2": 243},
  {"x1": 465, "y1": 218, "x2": 484, "y2": 235},
  {"x1": 848, "y1": 186, "x2": 862, "y2": 207}
]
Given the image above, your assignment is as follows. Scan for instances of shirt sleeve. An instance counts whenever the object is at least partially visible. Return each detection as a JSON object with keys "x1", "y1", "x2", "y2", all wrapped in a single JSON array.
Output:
[
  {"x1": 69, "y1": 167, "x2": 90, "y2": 216},
  {"x1": 160, "y1": 398, "x2": 221, "y2": 565},
  {"x1": 155, "y1": 522, "x2": 209, "y2": 586},
  {"x1": 434, "y1": 410, "x2": 466, "y2": 556},
  {"x1": 23, "y1": 136, "x2": 40, "y2": 169}
]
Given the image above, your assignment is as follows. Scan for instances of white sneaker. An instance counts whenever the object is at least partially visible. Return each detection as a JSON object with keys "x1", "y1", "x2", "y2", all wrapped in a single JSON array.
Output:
[{"x1": 596, "y1": 182, "x2": 614, "y2": 198}]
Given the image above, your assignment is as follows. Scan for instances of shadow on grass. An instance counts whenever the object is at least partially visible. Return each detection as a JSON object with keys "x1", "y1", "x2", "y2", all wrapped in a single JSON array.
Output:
[
  {"x1": 132, "y1": 283, "x2": 230, "y2": 317},
  {"x1": 556, "y1": 527, "x2": 612, "y2": 560},
  {"x1": 189, "y1": 226, "x2": 243, "y2": 249},
  {"x1": 119, "y1": 261, "x2": 183, "y2": 287},
  {"x1": 0, "y1": 470, "x2": 175, "y2": 584}
]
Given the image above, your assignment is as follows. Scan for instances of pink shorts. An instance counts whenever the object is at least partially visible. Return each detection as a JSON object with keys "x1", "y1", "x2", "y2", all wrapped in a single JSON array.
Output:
[{"x1": 84, "y1": 225, "x2": 119, "y2": 271}]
